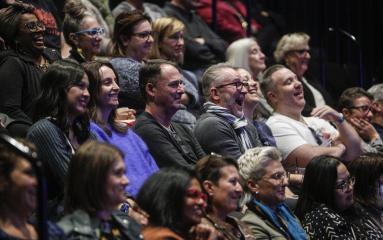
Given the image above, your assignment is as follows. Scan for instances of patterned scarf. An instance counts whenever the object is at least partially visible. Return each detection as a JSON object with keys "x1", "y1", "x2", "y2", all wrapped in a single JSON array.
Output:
[
  {"x1": 251, "y1": 199, "x2": 308, "y2": 240},
  {"x1": 204, "y1": 102, "x2": 253, "y2": 150}
]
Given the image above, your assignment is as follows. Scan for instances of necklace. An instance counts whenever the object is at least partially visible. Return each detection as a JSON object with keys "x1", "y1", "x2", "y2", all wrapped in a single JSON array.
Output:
[{"x1": 38, "y1": 56, "x2": 49, "y2": 72}]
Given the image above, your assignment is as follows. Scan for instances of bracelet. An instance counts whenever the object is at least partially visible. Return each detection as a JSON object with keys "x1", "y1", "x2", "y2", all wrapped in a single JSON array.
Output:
[{"x1": 336, "y1": 113, "x2": 345, "y2": 124}]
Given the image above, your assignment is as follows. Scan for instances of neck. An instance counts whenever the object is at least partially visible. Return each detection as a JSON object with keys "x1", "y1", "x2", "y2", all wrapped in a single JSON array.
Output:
[
  {"x1": 209, "y1": 206, "x2": 229, "y2": 222},
  {"x1": 0, "y1": 205, "x2": 30, "y2": 229},
  {"x1": 97, "y1": 107, "x2": 112, "y2": 124},
  {"x1": 243, "y1": 103, "x2": 257, "y2": 122},
  {"x1": 145, "y1": 104, "x2": 173, "y2": 127},
  {"x1": 274, "y1": 107, "x2": 302, "y2": 121},
  {"x1": 126, "y1": 50, "x2": 144, "y2": 63}
]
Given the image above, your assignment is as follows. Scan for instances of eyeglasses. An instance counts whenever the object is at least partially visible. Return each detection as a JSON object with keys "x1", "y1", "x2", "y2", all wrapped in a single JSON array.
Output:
[
  {"x1": 132, "y1": 31, "x2": 153, "y2": 40},
  {"x1": 215, "y1": 80, "x2": 245, "y2": 91},
  {"x1": 75, "y1": 27, "x2": 105, "y2": 37},
  {"x1": 289, "y1": 49, "x2": 311, "y2": 56},
  {"x1": 349, "y1": 105, "x2": 372, "y2": 114},
  {"x1": 168, "y1": 79, "x2": 184, "y2": 89},
  {"x1": 335, "y1": 176, "x2": 355, "y2": 192},
  {"x1": 186, "y1": 189, "x2": 207, "y2": 201},
  {"x1": 24, "y1": 21, "x2": 45, "y2": 32},
  {"x1": 262, "y1": 171, "x2": 288, "y2": 184}
]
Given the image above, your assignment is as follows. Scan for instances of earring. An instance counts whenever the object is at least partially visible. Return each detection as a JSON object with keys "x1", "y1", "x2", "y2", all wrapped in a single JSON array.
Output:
[{"x1": 255, "y1": 191, "x2": 259, "y2": 195}]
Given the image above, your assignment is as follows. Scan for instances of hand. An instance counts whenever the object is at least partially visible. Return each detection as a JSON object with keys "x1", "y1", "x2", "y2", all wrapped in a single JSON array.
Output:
[
  {"x1": 190, "y1": 223, "x2": 220, "y2": 240},
  {"x1": 311, "y1": 105, "x2": 341, "y2": 123},
  {"x1": 349, "y1": 118, "x2": 379, "y2": 142},
  {"x1": 124, "y1": 198, "x2": 149, "y2": 226},
  {"x1": 115, "y1": 107, "x2": 136, "y2": 126}
]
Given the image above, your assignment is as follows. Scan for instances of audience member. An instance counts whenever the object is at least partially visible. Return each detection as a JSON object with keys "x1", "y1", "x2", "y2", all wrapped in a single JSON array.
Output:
[
  {"x1": 261, "y1": 64, "x2": 361, "y2": 168},
  {"x1": 57, "y1": 140, "x2": 143, "y2": 239},
  {"x1": 195, "y1": 154, "x2": 255, "y2": 240},
  {"x1": 274, "y1": 32, "x2": 334, "y2": 116},
  {"x1": 0, "y1": 2, "x2": 60, "y2": 137},
  {"x1": 196, "y1": 0, "x2": 260, "y2": 43},
  {"x1": 84, "y1": 60, "x2": 158, "y2": 197},
  {"x1": 348, "y1": 153, "x2": 383, "y2": 231},
  {"x1": 368, "y1": 83, "x2": 383, "y2": 140},
  {"x1": 163, "y1": 0, "x2": 227, "y2": 73},
  {"x1": 295, "y1": 155, "x2": 383, "y2": 239},
  {"x1": 339, "y1": 87, "x2": 383, "y2": 153},
  {"x1": 0, "y1": 137, "x2": 64, "y2": 239},
  {"x1": 112, "y1": 0, "x2": 166, "y2": 21},
  {"x1": 150, "y1": 17, "x2": 200, "y2": 129},
  {"x1": 63, "y1": 0, "x2": 104, "y2": 63},
  {"x1": 195, "y1": 63, "x2": 262, "y2": 159},
  {"x1": 226, "y1": 37, "x2": 272, "y2": 119},
  {"x1": 137, "y1": 168, "x2": 218, "y2": 240},
  {"x1": 238, "y1": 147, "x2": 307, "y2": 239},
  {"x1": 27, "y1": 60, "x2": 92, "y2": 210},
  {"x1": 133, "y1": 59, "x2": 205, "y2": 168},
  {"x1": 239, "y1": 68, "x2": 276, "y2": 147},
  {"x1": 110, "y1": 10, "x2": 153, "y2": 112}
]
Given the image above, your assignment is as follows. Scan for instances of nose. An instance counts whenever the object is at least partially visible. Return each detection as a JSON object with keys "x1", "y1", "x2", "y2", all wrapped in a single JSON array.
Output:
[
  {"x1": 178, "y1": 83, "x2": 185, "y2": 94},
  {"x1": 235, "y1": 182, "x2": 243, "y2": 193},
  {"x1": 147, "y1": 34, "x2": 154, "y2": 43},
  {"x1": 113, "y1": 80, "x2": 120, "y2": 91},
  {"x1": 83, "y1": 88, "x2": 90, "y2": 98},
  {"x1": 366, "y1": 109, "x2": 373, "y2": 119},
  {"x1": 177, "y1": 37, "x2": 184, "y2": 46},
  {"x1": 122, "y1": 175, "x2": 129, "y2": 187}
]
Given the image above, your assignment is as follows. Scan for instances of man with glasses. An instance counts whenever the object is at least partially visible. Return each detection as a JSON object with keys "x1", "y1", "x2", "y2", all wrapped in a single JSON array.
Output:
[
  {"x1": 194, "y1": 63, "x2": 262, "y2": 159},
  {"x1": 133, "y1": 59, "x2": 205, "y2": 169},
  {"x1": 261, "y1": 65, "x2": 362, "y2": 169},
  {"x1": 339, "y1": 87, "x2": 383, "y2": 153}
]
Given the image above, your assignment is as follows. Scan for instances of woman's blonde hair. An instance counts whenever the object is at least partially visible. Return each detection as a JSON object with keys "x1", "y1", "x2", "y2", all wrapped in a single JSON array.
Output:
[
  {"x1": 274, "y1": 32, "x2": 310, "y2": 63},
  {"x1": 149, "y1": 17, "x2": 185, "y2": 61}
]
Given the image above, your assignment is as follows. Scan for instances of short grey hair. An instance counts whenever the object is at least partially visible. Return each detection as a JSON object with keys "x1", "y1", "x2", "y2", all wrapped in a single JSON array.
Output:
[
  {"x1": 368, "y1": 84, "x2": 383, "y2": 102},
  {"x1": 259, "y1": 64, "x2": 286, "y2": 107},
  {"x1": 201, "y1": 62, "x2": 235, "y2": 98},
  {"x1": 238, "y1": 146, "x2": 282, "y2": 205},
  {"x1": 226, "y1": 38, "x2": 257, "y2": 73},
  {"x1": 274, "y1": 32, "x2": 310, "y2": 63}
]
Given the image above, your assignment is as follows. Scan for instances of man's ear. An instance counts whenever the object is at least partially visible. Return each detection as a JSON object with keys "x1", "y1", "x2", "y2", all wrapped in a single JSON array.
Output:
[
  {"x1": 342, "y1": 108, "x2": 352, "y2": 118},
  {"x1": 210, "y1": 87, "x2": 220, "y2": 103},
  {"x1": 145, "y1": 82, "x2": 156, "y2": 99},
  {"x1": 266, "y1": 90, "x2": 277, "y2": 105}
]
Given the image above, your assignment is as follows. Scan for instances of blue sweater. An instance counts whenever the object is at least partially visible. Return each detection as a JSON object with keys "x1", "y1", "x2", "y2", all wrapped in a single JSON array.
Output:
[{"x1": 90, "y1": 122, "x2": 159, "y2": 197}]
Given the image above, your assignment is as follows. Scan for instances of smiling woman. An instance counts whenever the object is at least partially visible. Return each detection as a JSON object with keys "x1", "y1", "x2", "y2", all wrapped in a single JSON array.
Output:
[{"x1": 0, "y1": 2, "x2": 60, "y2": 137}]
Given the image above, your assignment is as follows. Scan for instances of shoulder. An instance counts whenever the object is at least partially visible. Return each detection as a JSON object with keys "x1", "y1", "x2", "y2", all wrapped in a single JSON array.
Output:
[
  {"x1": 57, "y1": 210, "x2": 93, "y2": 236},
  {"x1": 28, "y1": 119, "x2": 60, "y2": 134}
]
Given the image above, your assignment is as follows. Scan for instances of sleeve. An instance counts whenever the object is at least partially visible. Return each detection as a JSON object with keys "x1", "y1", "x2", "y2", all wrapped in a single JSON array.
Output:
[
  {"x1": 0, "y1": 57, "x2": 32, "y2": 124},
  {"x1": 266, "y1": 119, "x2": 310, "y2": 160},
  {"x1": 26, "y1": 120, "x2": 72, "y2": 187},
  {"x1": 195, "y1": 117, "x2": 242, "y2": 159},
  {"x1": 133, "y1": 123, "x2": 193, "y2": 169}
]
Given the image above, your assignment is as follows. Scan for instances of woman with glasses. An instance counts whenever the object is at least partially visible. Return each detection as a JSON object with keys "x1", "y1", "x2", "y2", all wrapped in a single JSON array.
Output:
[
  {"x1": 349, "y1": 153, "x2": 383, "y2": 232},
  {"x1": 63, "y1": 0, "x2": 105, "y2": 63},
  {"x1": 110, "y1": 10, "x2": 153, "y2": 112},
  {"x1": 274, "y1": 32, "x2": 334, "y2": 116},
  {"x1": 0, "y1": 2, "x2": 60, "y2": 137},
  {"x1": 295, "y1": 155, "x2": 383, "y2": 239},
  {"x1": 238, "y1": 147, "x2": 307, "y2": 239},
  {"x1": 136, "y1": 168, "x2": 218, "y2": 240},
  {"x1": 195, "y1": 154, "x2": 255, "y2": 240}
]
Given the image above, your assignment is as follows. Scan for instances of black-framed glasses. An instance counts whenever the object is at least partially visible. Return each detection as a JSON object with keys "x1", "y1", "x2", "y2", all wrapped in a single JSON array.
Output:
[
  {"x1": 24, "y1": 21, "x2": 45, "y2": 32},
  {"x1": 215, "y1": 81, "x2": 244, "y2": 91},
  {"x1": 348, "y1": 105, "x2": 372, "y2": 114},
  {"x1": 335, "y1": 176, "x2": 355, "y2": 192},
  {"x1": 132, "y1": 31, "x2": 152, "y2": 40},
  {"x1": 75, "y1": 27, "x2": 105, "y2": 37}
]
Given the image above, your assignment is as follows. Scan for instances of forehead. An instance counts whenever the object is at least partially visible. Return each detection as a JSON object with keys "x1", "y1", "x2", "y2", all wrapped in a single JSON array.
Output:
[
  {"x1": 80, "y1": 16, "x2": 99, "y2": 29},
  {"x1": 159, "y1": 64, "x2": 181, "y2": 81},
  {"x1": 99, "y1": 66, "x2": 116, "y2": 78},
  {"x1": 19, "y1": 13, "x2": 38, "y2": 25},
  {"x1": 353, "y1": 96, "x2": 372, "y2": 105},
  {"x1": 219, "y1": 165, "x2": 239, "y2": 178},
  {"x1": 250, "y1": 41, "x2": 260, "y2": 50},
  {"x1": 133, "y1": 20, "x2": 152, "y2": 32},
  {"x1": 263, "y1": 160, "x2": 283, "y2": 175},
  {"x1": 219, "y1": 68, "x2": 240, "y2": 83},
  {"x1": 271, "y1": 68, "x2": 296, "y2": 84}
]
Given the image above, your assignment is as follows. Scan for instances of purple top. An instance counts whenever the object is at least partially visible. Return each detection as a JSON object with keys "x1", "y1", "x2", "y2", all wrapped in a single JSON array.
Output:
[{"x1": 90, "y1": 122, "x2": 159, "y2": 197}]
